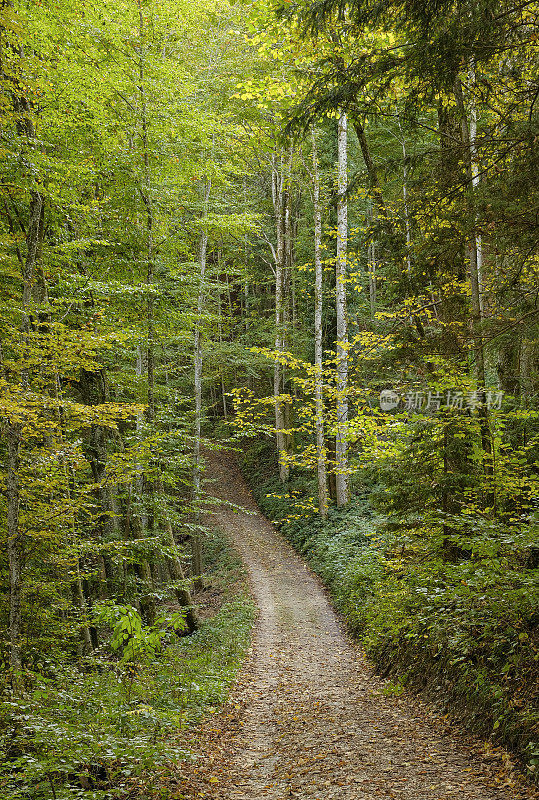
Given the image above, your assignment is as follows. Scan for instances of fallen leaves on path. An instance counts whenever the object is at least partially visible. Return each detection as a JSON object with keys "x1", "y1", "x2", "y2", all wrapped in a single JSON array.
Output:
[{"x1": 167, "y1": 451, "x2": 538, "y2": 800}]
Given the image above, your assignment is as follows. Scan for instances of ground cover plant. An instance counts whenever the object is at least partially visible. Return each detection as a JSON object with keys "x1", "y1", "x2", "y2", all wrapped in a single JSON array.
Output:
[{"x1": 0, "y1": 531, "x2": 254, "y2": 800}]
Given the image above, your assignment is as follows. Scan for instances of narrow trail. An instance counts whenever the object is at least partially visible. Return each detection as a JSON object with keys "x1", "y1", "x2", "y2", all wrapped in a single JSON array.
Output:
[{"x1": 199, "y1": 450, "x2": 534, "y2": 800}]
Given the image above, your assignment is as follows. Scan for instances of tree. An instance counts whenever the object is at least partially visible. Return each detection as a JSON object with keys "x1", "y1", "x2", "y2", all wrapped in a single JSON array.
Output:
[
  {"x1": 312, "y1": 127, "x2": 329, "y2": 517},
  {"x1": 335, "y1": 110, "x2": 349, "y2": 506}
]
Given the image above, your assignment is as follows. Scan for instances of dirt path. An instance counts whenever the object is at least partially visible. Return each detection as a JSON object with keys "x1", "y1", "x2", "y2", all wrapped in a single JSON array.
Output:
[{"x1": 197, "y1": 450, "x2": 534, "y2": 800}]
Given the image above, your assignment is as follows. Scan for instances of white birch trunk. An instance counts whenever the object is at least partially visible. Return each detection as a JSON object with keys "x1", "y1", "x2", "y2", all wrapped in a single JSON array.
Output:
[
  {"x1": 283, "y1": 148, "x2": 295, "y2": 458},
  {"x1": 312, "y1": 128, "x2": 329, "y2": 518},
  {"x1": 335, "y1": 111, "x2": 349, "y2": 507},
  {"x1": 272, "y1": 154, "x2": 289, "y2": 483},
  {"x1": 468, "y1": 60, "x2": 484, "y2": 315},
  {"x1": 454, "y1": 78, "x2": 486, "y2": 383}
]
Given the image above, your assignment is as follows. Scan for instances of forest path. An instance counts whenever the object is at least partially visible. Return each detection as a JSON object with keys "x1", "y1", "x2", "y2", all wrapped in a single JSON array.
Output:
[{"x1": 199, "y1": 450, "x2": 531, "y2": 800}]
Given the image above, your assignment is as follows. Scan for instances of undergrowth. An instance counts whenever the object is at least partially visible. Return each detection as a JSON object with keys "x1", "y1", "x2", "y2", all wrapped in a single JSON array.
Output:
[
  {"x1": 240, "y1": 438, "x2": 539, "y2": 781},
  {"x1": 0, "y1": 530, "x2": 255, "y2": 800}
]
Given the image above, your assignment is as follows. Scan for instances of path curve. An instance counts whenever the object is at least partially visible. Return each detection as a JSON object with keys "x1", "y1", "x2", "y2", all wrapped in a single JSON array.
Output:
[{"x1": 202, "y1": 450, "x2": 533, "y2": 800}]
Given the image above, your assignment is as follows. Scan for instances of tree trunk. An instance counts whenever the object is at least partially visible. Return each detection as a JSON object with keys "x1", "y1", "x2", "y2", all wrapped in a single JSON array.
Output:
[
  {"x1": 134, "y1": 5, "x2": 157, "y2": 597},
  {"x1": 398, "y1": 118, "x2": 413, "y2": 284},
  {"x1": 192, "y1": 179, "x2": 211, "y2": 589},
  {"x1": 78, "y1": 368, "x2": 118, "y2": 598},
  {"x1": 335, "y1": 111, "x2": 349, "y2": 507},
  {"x1": 272, "y1": 153, "x2": 289, "y2": 483},
  {"x1": 136, "y1": 0, "x2": 155, "y2": 422},
  {"x1": 519, "y1": 338, "x2": 534, "y2": 403},
  {"x1": 468, "y1": 60, "x2": 484, "y2": 316},
  {"x1": 6, "y1": 135, "x2": 44, "y2": 671},
  {"x1": 454, "y1": 79, "x2": 488, "y2": 383},
  {"x1": 497, "y1": 340, "x2": 518, "y2": 395},
  {"x1": 156, "y1": 478, "x2": 198, "y2": 634},
  {"x1": 368, "y1": 203, "x2": 377, "y2": 321},
  {"x1": 20, "y1": 191, "x2": 43, "y2": 397},
  {"x1": 283, "y1": 151, "x2": 295, "y2": 458},
  {"x1": 131, "y1": 511, "x2": 156, "y2": 626},
  {"x1": 6, "y1": 423, "x2": 23, "y2": 672},
  {"x1": 454, "y1": 77, "x2": 494, "y2": 508},
  {"x1": 73, "y1": 564, "x2": 94, "y2": 656},
  {"x1": 351, "y1": 114, "x2": 391, "y2": 232},
  {"x1": 312, "y1": 128, "x2": 329, "y2": 518},
  {"x1": 217, "y1": 283, "x2": 228, "y2": 420}
]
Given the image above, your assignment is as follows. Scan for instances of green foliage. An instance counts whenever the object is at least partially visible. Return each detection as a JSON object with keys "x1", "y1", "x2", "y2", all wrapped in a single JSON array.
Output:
[
  {"x1": 0, "y1": 595, "x2": 254, "y2": 799},
  {"x1": 93, "y1": 603, "x2": 186, "y2": 667}
]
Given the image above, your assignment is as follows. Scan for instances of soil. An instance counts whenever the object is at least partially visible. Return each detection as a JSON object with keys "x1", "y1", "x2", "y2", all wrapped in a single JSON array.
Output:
[{"x1": 174, "y1": 449, "x2": 538, "y2": 800}]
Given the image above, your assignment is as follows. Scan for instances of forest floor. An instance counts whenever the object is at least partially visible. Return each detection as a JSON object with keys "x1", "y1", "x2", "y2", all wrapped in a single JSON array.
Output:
[{"x1": 173, "y1": 450, "x2": 538, "y2": 800}]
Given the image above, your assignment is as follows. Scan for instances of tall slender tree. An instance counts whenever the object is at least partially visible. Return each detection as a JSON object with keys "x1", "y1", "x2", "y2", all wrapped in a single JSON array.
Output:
[
  {"x1": 312, "y1": 127, "x2": 329, "y2": 517},
  {"x1": 335, "y1": 111, "x2": 349, "y2": 507}
]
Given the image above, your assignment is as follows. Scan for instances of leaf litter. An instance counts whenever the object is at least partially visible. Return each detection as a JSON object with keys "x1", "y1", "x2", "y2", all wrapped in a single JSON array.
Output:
[{"x1": 167, "y1": 451, "x2": 538, "y2": 800}]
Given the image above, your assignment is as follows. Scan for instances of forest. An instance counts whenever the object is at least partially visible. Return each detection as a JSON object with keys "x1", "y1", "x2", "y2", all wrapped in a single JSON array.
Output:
[{"x1": 0, "y1": 0, "x2": 538, "y2": 798}]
